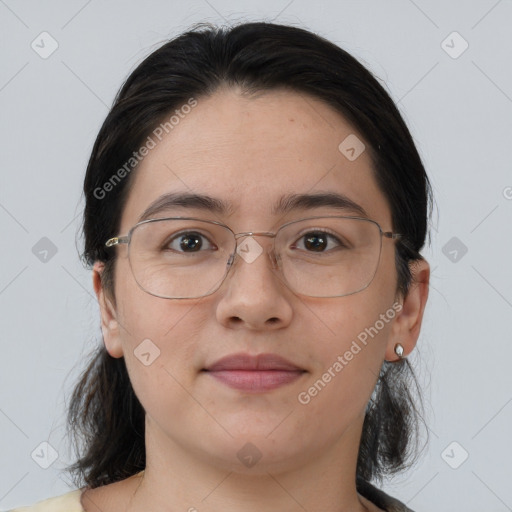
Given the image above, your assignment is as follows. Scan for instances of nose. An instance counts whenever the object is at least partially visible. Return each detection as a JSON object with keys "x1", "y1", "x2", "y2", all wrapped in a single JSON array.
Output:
[{"x1": 215, "y1": 235, "x2": 293, "y2": 331}]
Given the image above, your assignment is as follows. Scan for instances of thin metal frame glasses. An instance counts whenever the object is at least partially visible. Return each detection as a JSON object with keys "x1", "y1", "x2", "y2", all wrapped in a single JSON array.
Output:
[{"x1": 105, "y1": 216, "x2": 402, "y2": 299}]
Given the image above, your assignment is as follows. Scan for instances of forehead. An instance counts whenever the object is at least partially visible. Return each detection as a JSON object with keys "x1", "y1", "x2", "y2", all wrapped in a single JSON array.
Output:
[{"x1": 119, "y1": 87, "x2": 391, "y2": 232}]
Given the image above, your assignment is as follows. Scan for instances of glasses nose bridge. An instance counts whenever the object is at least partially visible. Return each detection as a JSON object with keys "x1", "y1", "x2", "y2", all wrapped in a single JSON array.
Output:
[
  {"x1": 232, "y1": 230, "x2": 279, "y2": 268},
  {"x1": 234, "y1": 230, "x2": 277, "y2": 240}
]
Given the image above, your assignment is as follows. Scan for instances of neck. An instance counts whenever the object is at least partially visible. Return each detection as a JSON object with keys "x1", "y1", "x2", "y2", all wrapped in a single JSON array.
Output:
[{"x1": 125, "y1": 414, "x2": 372, "y2": 512}]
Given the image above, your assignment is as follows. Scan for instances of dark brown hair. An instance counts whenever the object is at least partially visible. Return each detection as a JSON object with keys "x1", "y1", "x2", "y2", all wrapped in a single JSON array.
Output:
[{"x1": 67, "y1": 21, "x2": 432, "y2": 489}]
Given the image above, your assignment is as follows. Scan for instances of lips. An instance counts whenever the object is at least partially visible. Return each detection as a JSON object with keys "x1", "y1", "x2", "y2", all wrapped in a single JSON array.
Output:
[
  {"x1": 204, "y1": 353, "x2": 303, "y2": 372},
  {"x1": 203, "y1": 353, "x2": 306, "y2": 392}
]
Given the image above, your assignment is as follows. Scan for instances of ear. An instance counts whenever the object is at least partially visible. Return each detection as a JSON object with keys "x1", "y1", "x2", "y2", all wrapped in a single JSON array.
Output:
[
  {"x1": 385, "y1": 259, "x2": 430, "y2": 361},
  {"x1": 92, "y1": 261, "x2": 124, "y2": 358}
]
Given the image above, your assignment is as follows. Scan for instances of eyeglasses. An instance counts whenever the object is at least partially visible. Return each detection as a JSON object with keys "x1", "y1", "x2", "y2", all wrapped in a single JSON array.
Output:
[{"x1": 104, "y1": 216, "x2": 402, "y2": 299}]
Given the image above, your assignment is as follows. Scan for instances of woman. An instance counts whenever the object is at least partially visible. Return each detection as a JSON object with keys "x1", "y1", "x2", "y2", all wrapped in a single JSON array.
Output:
[{"x1": 11, "y1": 21, "x2": 431, "y2": 512}]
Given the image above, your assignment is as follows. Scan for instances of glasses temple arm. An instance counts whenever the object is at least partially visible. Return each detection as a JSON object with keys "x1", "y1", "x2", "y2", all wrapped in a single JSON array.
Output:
[{"x1": 105, "y1": 236, "x2": 130, "y2": 247}]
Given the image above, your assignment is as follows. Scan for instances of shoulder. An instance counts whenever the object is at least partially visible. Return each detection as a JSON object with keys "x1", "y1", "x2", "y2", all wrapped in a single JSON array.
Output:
[
  {"x1": 356, "y1": 478, "x2": 415, "y2": 512},
  {"x1": 6, "y1": 489, "x2": 84, "y2": 512}
]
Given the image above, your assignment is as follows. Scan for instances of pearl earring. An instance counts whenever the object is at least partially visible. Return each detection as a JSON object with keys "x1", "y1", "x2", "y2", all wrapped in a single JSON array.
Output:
[{"x1": 394, "y1": 343, "x2": 404, "y2": 360}]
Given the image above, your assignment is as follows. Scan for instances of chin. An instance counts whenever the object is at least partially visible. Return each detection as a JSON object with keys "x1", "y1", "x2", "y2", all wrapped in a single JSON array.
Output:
[{"x1": 191, "y1": 430, "x2": 315, "y2": 475}]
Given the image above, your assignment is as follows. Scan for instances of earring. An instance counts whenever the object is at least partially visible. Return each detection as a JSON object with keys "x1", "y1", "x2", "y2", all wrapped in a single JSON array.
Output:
[{"x1": 394, "y1": 343, "x2": 405, "y2": 360}]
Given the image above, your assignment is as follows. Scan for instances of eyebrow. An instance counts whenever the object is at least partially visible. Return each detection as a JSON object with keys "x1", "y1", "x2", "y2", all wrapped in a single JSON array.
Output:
[{"x1": 137, "y1": 191, "x2": 368, "y2": 223}]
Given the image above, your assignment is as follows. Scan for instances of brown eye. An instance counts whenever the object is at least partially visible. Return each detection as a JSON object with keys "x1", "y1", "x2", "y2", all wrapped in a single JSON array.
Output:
[
  {"x1": 294, "y1": 231, "x2": 344, "y2": 252},
  {"x1": 304, "y1": 232, "x2": 327, "y2": 252},
  {"x1": 165, "y1": 232, "x2": 213, "y2": 253}
]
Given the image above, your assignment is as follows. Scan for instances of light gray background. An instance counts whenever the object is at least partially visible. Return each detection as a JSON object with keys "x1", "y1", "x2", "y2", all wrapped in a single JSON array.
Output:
[{"x1": 1, "y1": 1, "x2": 511, "y2": 511}]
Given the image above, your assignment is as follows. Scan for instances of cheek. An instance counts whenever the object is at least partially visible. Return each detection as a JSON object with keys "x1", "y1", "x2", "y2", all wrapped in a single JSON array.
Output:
[
  {"x1": 118, "y1": 303, "x2": 207, "y2": 430},
  {"x1": 114, "y1": 260, "x2": 208, "y2": 403},
  {"x1": 297, "y1": 269, "x2": 398, "y2": 415},
  {"x1": 115, "y1": 256, "x2": 204, "y2": 348}
]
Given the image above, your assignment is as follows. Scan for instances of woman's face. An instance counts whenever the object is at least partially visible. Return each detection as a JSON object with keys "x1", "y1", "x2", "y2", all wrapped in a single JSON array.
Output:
[{"x1": 94, "y1": 87, "x2": 428, "y2": 475}]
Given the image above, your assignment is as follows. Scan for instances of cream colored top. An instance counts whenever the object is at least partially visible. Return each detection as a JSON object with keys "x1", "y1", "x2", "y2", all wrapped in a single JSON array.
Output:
[{"x1": 8, "y1": 490, "x2": 84, "y2": 512}]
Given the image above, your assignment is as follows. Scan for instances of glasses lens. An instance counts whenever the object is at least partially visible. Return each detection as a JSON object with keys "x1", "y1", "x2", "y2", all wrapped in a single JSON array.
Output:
[
  {"x1": 128, "y1": 219, "x2": 234, "y2": 299},
  {"x1": 276, "y1": 217, "x2": 382, "y2": 297},
  {"x1": 127, "y1": 217, "x2": 383, "y2": 299}
]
